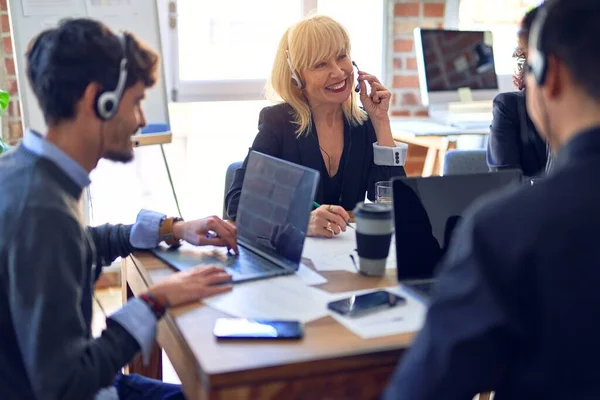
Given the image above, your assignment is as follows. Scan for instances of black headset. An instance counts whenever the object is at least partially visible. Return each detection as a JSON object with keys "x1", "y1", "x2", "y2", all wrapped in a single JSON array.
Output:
[
  {"x1": 95, "y1": 33, "x2": 128, "y2": 120},
  {"x1": 528, "y1": 6, "x2": 549, "y2": 86}
]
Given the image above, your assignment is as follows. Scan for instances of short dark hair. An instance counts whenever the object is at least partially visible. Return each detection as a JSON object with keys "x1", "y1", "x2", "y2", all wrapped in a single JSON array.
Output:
[
  {"x1": 26, "y1": 18, "x2": 159, "y2": 125},
  {"x1": 537, "y1": 0, "x2": 600, "y2": 100},
  {"x1": 513, "y1": 5, "x2": 542, "y2": 90}
]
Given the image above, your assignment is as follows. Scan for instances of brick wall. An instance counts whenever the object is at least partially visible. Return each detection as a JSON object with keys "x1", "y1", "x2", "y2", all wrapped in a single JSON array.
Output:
[
  {"x1": 389, "y1": 0, "x2": 448, "y2": 117},
  {"x1": 0, "y1": 0, "x2": 22, "y2": 144}
]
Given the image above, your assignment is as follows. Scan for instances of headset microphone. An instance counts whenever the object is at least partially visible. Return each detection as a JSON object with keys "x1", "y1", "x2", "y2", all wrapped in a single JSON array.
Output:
[{"x1": 352, "y1": 61, "x2": 361, "y2": 93}]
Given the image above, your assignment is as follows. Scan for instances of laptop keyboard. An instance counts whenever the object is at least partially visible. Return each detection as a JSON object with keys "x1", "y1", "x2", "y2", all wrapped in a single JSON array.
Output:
[{"x1": 224, "y1": 248, "x2": 280, "y2": 275}]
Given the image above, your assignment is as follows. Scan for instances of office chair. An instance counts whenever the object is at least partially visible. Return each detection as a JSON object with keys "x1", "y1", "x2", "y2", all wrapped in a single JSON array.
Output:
[
  {"x1": 443, "y1": 149, "x2": 489, "y2": 175},
  {"x1": 223, "y1": 161, "x2": 243, "y2": 219}
]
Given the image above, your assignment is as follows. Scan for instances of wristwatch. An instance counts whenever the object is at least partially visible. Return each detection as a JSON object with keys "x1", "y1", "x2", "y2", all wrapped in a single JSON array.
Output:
[{"x1": 159, "y1": 216, "x2": 184, "y2": 248}]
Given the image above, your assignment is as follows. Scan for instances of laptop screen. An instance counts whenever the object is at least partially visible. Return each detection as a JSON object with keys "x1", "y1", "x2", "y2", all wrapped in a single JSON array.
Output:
[
  {"x1": 236, "y1": 151, "x2": 319, "y2": 267},
  {"x1": 392, "y1": 171, "x2": 521, "y2": 281}
]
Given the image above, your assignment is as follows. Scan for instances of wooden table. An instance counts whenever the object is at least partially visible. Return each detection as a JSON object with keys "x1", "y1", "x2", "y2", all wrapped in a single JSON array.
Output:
[
  {"x1": 123, "y1": 253, "x2": 413, "y2": 399},
  {"x1": 390, "y1": 118, "x2": 489, "y2": 177}
]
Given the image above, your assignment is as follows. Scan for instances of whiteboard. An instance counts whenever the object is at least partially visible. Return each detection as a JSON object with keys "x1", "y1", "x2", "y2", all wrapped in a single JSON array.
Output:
[{"x1": 7, "y1": 0, "x2": 172, "y2": 145}]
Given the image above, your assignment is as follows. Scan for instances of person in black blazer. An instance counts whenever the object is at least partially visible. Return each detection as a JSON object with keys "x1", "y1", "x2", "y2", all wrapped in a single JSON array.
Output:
[
  {"x1": 383, "y1": 1, "x2": 600, "y2": 398},
  {"x1": 487, "y1": 6, "x2": 551, "y2": 177},
  {"x1": 225, "y1": 15, "x2": 407, "y2": 237}
]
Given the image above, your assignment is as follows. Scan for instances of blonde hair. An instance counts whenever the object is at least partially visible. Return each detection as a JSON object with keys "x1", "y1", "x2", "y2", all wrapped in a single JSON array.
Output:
[{"x1": 266, "y1": 14, "x2": 367, "y2": 136}]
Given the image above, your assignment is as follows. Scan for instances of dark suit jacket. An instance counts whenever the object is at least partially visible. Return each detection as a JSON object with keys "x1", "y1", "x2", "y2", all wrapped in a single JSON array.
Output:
[
  {"x1": 225, "y1": 103, "x2": 406, "y2": 220},
  {"x1": 383, "y1": 126, "x2": 600, "y2": 400},
  {"x1": 487, "y1": 91, "x2": 548, "y2": 177}
]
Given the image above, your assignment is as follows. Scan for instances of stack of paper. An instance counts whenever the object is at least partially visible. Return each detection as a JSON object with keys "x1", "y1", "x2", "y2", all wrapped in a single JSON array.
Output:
[
  {"x1": 302, "y1": 227, "x2": 396, "y2": 272},
  {"x1": 328, "y1": 286, "x2": 426, "y2": 339}
]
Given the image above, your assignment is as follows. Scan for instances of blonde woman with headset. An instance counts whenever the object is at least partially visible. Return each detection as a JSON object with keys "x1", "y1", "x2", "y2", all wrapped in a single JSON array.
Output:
[{"x1": 225, "y1": 14, "x2": 408, "y2": 238}]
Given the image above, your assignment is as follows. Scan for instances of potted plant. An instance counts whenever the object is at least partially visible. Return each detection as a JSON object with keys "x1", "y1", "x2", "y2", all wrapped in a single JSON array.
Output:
[{"x1": 0, "y1": 89, "x2": 11, "y2": 154}]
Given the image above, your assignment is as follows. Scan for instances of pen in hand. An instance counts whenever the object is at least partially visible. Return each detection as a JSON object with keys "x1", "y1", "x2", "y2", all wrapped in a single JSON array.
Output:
[{"x1": 312, "y1": 201, "x2": 354, "y2": 229}]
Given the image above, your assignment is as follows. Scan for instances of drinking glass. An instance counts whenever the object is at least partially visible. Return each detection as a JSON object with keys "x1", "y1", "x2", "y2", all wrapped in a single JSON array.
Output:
[{"x1": 375, "y1": 181, "x2": 393, "y2": 204}]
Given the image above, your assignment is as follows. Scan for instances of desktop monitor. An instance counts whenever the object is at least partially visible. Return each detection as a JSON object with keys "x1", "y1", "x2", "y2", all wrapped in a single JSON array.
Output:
[{"x1": 414, "y1": 28, "x2": 499, "y2": 107}]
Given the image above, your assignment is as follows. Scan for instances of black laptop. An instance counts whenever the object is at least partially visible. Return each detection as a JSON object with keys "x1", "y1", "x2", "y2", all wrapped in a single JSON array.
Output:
[
  {"x1": 152, "y1": 151, "x2": 319, "y2": 283},
  {"x1": 392, "y1": 170, "x2": 522, "y2": 301}
]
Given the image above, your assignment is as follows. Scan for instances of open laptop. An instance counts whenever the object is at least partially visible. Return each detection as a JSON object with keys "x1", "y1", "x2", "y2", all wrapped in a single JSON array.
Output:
[
  {"x1": 392, "y1": 170, "x2": 522, "y2": 301},
  {"x1": 152, "y1": 151, "x2": 319, "y2": 283}
]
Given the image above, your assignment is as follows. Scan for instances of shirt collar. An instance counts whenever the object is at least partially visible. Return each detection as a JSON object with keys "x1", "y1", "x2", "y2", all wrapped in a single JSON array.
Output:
[{"x1": 22, "y1": 130, "x2": 91, "y2": 188}]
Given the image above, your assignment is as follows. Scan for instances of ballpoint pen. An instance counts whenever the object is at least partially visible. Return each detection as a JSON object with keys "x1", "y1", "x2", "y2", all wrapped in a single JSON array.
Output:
[{"x1": 313, "y1": 201, "x2": 354, "y2": 229}]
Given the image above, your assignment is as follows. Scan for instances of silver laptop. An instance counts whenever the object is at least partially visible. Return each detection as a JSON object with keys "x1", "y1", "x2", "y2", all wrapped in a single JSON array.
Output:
[
  {"x1": 152, "y1": 151, "x2": 319, "y2": 283},
  {"x1": 392, "y1": 171, "x2": 522, "y2": 301}
]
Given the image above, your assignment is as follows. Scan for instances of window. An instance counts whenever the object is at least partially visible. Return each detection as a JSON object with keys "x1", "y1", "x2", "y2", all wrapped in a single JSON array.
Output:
[
  {"x1": 458, "y1": 0, "x2": 544, "y2": 76},
  {"x1": 173, "y1": 0, "x2": 385, "y2": 101},
  {"x1": 174, "y1": 0, "x2": 306, "y2": 101},
  {"x1": 317, "y1": 0, "x2": 385, "y2": 80}
]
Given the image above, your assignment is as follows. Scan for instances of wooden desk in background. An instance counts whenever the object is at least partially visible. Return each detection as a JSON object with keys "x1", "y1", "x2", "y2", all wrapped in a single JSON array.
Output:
[
  {"x1": 123, "y1": 253, "x2": 412, "y2": 400},
  {"x1": 390, "y1": 118, "x2": 489, "y2": 177}
]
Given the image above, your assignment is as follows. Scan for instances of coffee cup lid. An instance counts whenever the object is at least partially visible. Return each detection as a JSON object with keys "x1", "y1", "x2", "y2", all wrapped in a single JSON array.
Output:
[{"x1": 353, "y1": 202, "x2": 393, "y2": 219}]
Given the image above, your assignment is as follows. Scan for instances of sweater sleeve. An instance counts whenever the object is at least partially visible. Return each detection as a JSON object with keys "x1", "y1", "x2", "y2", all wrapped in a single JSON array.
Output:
[
  {"x1": 7, "y1": 209, "x2": 141, "y2": 400},
  {"x1": 87, "y1": 223, "x2": 134, "y2": 268},
  {"x1": 88, "y1": 209, "x2": 166, "y2": 282}
]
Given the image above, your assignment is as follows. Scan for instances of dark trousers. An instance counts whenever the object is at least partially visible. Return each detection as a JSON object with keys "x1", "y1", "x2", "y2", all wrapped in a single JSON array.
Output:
[{"x1": 114, "y1": 373, "x2": 185, "y2": 400}]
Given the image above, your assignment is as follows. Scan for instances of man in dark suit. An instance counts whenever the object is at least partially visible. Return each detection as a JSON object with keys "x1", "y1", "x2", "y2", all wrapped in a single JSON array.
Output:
[
  {"x1": 383, "y1": 0, "x2": 600, "y2": 398},
  {"x1": 487, "y1": 5, "x2": 549, "y2": 177}
]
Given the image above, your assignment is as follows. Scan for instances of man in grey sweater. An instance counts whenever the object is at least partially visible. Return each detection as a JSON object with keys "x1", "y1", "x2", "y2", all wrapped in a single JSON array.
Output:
[{"x1": 0, "y1": 19, "x2": 238, "y2": 399}]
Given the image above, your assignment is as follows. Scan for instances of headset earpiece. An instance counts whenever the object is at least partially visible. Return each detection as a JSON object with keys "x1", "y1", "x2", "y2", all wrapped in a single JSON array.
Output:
[
  {"x1": 95, "y1": 34, "x2": 128, "y2": 120},
  {"x1": 286, "y1": 50, "x2": 304, "y2": 89},
  {"x1": 529, "y1": 7, "x2": 549, "y2": 86}
]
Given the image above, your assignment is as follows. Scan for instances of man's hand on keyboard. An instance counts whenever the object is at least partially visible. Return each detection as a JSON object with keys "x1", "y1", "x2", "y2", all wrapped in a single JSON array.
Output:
[
  {"x1": 173, "y1": 216, "x2": 239, "y2": 254},
  {"x1": 148, "y1": 265, "x2": 233, "y2": 306}
]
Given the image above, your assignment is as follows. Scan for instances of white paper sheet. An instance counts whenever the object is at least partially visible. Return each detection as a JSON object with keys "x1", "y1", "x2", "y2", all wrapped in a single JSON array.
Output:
[
  {"x1": 84, "y1": 0, "x2": 138, "y2": 16},
  {"x1": 302, "y1": 227, "x2": 396, "y2": 272},
  {"x1": 202, "y1": 275, "x2": 331, "y2": 323},
  {"x1": 328, "y1": 286, "x2": 426, "y2": 339},
  {"x1": 22, "y1": 0, "x2": 83, "y2": 16},
  {"x1": 296, "y1": 263, "x2": 328, "y2": 285}
]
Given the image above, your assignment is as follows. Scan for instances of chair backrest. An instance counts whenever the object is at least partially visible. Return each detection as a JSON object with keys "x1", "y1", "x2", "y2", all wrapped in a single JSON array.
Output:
[
  {"x1": 443, "y1": 149, "x2": 489, "y2": 175},
  {"x1": 223, "y1": 161, "x2": 243, "y2": 219}
]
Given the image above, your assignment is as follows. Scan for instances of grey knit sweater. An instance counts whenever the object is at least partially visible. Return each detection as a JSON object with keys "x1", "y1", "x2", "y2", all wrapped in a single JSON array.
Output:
[{"x1": 0, "y1": 146, "x2": 141, "y2": 399}]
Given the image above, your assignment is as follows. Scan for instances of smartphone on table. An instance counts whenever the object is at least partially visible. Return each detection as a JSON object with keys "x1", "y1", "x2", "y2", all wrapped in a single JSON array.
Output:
[
  {"x1": 327, "y1": 290, "x2": 406, "y2": 317},
  {"x1": 213, "y1": 318, "x2": 304, "y2": 340}
]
